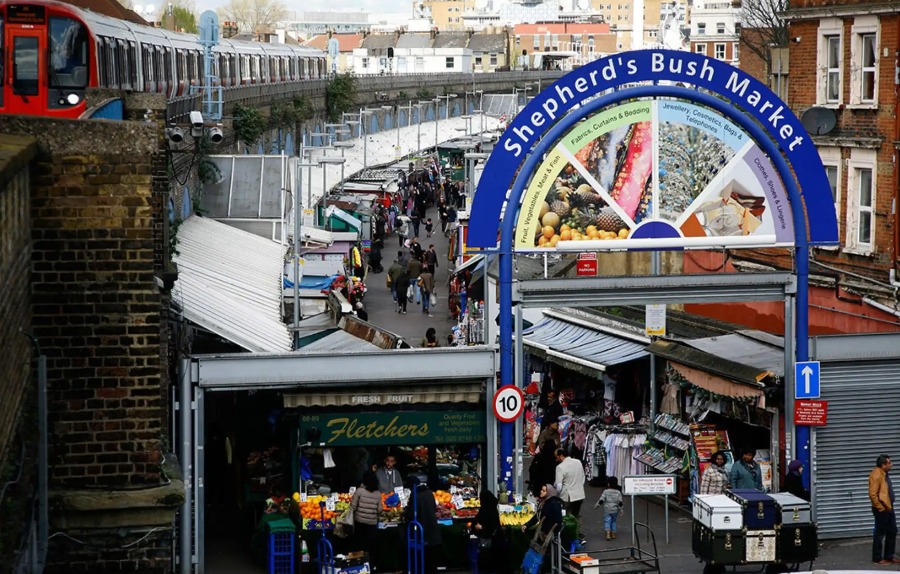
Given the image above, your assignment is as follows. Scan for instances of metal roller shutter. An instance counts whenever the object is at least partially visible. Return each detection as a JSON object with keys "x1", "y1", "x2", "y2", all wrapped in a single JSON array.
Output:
[{"x1": 813, "y1": 361, "x2": 900, "y2": 539}]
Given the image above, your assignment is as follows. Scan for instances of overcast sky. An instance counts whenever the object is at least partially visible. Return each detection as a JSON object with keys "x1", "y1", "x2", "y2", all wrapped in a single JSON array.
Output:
[{"x1": 193, "y1": 0, "x2": 412, "y2": 21}]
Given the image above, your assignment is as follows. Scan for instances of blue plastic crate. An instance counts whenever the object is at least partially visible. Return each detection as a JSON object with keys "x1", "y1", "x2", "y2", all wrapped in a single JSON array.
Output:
[{"x1": 268, "y1": 531, "x2": 295, "y2": 574}]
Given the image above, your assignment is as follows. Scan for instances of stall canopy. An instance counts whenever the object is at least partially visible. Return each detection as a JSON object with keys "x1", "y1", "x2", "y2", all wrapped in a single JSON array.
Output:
[
  {"x1": 647, "y1": 334, "x2": 780, "y2": 387},
  {"x1": 522, "y1": 314, "x2": 649, "y2": 377},
  {"x1": 284, "y1": 382, "x2": 483, "y2": 408},
  {"x1": 172, "y1": 216, "x2": 292, "y2": 353}
]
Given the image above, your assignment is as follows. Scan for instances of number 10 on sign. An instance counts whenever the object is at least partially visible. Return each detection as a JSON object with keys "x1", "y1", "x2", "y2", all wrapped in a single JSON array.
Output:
[{"x1": 493, "y1": 385, "x2": 525, "y2": 423}]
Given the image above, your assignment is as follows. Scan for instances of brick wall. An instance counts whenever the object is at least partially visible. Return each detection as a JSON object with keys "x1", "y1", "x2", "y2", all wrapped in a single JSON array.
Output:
[
  {"x1": 0, "y1": 111, "x2": 180, "y2": 572},
  {"x1": 0, "y1": 134, "x2": 38, "y2": 571}
]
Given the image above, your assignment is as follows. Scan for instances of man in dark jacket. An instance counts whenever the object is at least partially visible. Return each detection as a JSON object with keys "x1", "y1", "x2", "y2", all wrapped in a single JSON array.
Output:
[{"x1": 406, "y1": 477, "x2": 442, "y2": 574}]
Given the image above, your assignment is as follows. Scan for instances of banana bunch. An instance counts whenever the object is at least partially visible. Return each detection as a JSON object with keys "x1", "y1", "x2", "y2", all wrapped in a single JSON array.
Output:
[{"x1": 499, "y1": 508, "x2": 535, "y2": 526}]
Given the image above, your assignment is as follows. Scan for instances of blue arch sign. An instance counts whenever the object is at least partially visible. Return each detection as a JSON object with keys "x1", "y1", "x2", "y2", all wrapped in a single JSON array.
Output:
[{"x1": 469, "y1": 49, "x2": 838, "y2": 248}]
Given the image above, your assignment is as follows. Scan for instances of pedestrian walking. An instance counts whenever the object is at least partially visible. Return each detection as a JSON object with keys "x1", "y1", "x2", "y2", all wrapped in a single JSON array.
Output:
[
  {"x1": 425, "y1": 218, "x2": 434, "y2": 238},
  {"x1": 350, "y1": 471, "x2": 383, "y2": 570},
  {"x1": 869, "y1": 454, "x2": 899, "y2": 565},
  {"x1": 470, "y1": 490, "x2": 509, "y2": 574},
  {"x1": 699, "y1": 450, "x2": 730, "y2": 495},
  {"x1": 388, "y1": 255, "x2": 404, "y2": 306},
  {"x1": 418, "y1": 269, "x2": 434, "y2": 316},
  {"x1": 439, "y1": 201, "x2": 449, "y2": 233},
  {"x1": 729, "y1": 448, "x2": 764, "y2": 491},
  {"x1": 396, "y1": 267, "x2": 410, "y2": 314},
  {"x1": 425, "y1": 244, "x2": 438, "y2": 277},
  {"x1": 599, "y1": 477, "x2": 624, "y2": 540},
  {"x1": 784, "y1": 459, "x2": 810, "y2": 501},
  {"x1": 411, "y1": 211, "x2": 421, "y2": 237},
  {"x1": 407, "y1": 256, "x2": 423, "y2": 305},
  {"x1": 555, "y1": 449, "x2": 586, "y2": 541},
  {"x1": 396, "y1": 216, "x2": 410, "y2": 247}
]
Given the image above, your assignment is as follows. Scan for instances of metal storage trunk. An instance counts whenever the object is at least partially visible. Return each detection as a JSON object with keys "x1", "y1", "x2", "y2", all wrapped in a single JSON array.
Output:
[
  {"x1": 692, "y1": 522, "x2": 745, "y2": 565},
  {"x1": 693, "y1": 494, "x2": 743, "y2": 530},
  {"x1": 769, "y1": 492, "x2": 812, "y2": 524},
  {"x1": 776, "y1": 523, "x2": 818, "y2": 564},
  {"x1": 726, "y1": 489, "x2": 777, "y2": 529},
  {"x1": 744, "y1": 529, "x2": 777, "y2": 563}
]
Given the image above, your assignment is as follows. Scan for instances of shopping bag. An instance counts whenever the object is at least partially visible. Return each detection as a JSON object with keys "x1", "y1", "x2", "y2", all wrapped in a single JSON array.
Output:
[
  {"x1": 386, "y1": 274, "x2": 392, "y2": 287},
  {"x1": 430, "y1": 292, "x2": 437, "y2": 306},
  {"x1": 334, "y1": 508, "x2": 354, "y2": 538},
  {"x1": 407, "y1": 285, "x2": 414, "y2": 302}
]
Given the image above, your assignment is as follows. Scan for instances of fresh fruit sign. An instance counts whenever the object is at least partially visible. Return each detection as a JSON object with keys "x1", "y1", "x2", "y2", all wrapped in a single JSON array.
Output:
[{"x1": 514, "y1": 99, "x2": 791, "y2": 251}]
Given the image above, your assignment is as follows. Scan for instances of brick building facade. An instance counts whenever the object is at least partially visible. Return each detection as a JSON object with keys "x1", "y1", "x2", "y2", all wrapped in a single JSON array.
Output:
[
  {"x1": 687, "y1": 0, "x2": 900, "y2": 332},
  {"x1": 0, "y1": 102, "x2": 183, "y2": 572}
]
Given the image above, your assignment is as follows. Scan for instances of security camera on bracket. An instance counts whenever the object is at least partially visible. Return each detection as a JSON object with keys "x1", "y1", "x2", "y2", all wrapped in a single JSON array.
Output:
[{"x1": 189, "y1": 110, "x2": 204, "y2": 138}]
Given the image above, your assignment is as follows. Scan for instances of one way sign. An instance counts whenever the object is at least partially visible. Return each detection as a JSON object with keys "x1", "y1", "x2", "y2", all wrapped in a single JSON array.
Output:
[{"x1": 795, "y1": 361, "x2": 821, "y2": 399}]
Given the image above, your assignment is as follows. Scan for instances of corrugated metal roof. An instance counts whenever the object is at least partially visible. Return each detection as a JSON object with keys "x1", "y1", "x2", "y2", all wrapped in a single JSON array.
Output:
[
  {"x1": 433, "y1": 32, "x2": 468, "y2": 48},
  {"x1": 684, "y1": 332, "x2": 784, "y2": 376},
  {"x1": 523, "y1": 316, "x2": 648, "y2": 376},
  {"x1": 300, "y1": 329, "x2": 382, "y2": 352},
  {"x1": 468, "y1": 33, "x2": 506, "y2": 52},
  {"x1": 173, "y1": 216, "x2": 292, "y2": 353},
  {"x1": 397, "y1": 34, "x2": 432, "y2": 49}
]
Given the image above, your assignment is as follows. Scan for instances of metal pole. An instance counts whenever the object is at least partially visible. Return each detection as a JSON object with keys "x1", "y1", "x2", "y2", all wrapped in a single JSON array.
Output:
[
  {"x1": 294, "y1": 153, "x2": 303, "y2": 344},
  {"x1": 435, "y1": 101, "x2": 439, "y2": 151},
  {"x1": 664, "y1": 493, "x2": 669, "y2": 544},
  {"x1": 417, "y1": 108, "x2": 422, "y2": 152},
  {"x1": 363, "y1": 117, "x2": 368, "y2": 171},
  {"x1": 514, "y1": 304, "x2": 524, "y2": 495},
  {"x1": 37, "y1": 351, "x2": 47, "y2": 567},
  {"x1": 397, "y1": 105, "x2": 401, "y2": 157},
  {"x1": 179, "y1": 358, "x2": 192, "y2": 574},
  {"x1": 322, "y1": 164, "x2": 328, "y2": 229},
  {"x1": 649, "y1": 250, "x2": 660, "y2": 432},
  {"x1": 784, "y1": 294, "x2": 795, "y2": 481},
  {"x1": 796, "y1": 244, "x2": 811, "y2": 490},
  {"x1": 630, "y1": 495, "x2": 636, "y2": 547}
]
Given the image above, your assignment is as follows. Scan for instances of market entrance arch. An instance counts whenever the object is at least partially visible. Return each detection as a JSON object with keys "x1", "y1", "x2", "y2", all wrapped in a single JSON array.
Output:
[{"x1": 466, "y1": 49, "x2": 839, "y2": 492}]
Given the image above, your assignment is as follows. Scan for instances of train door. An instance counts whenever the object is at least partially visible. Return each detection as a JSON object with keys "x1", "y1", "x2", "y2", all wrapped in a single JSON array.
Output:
[{"x1": 5, "y1": 27, "x2": 45, "y2": 115}]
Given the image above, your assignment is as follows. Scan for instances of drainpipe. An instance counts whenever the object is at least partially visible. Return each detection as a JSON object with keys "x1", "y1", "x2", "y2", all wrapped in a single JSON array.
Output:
[
  {"x1": 863, "y1": 296, "x2": 900, "y2": 319},
  {"x1": 20, "y1": 331, "x2": 48, "y2": 573}
]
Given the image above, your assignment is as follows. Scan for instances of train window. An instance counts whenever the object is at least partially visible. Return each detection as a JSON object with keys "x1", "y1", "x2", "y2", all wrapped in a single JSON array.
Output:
[
  {"x1": 96, "y1": 39, "x2": 107, "y2": 86},
  {"x1": 12, "y1": 36, "x2": 39, "y2": 95},
  {"x1": 164, "y1": 47, "x2": 172, "y2": 91},
  {"x1": 49, "y1": 17, "x2": 89, "y2": 89},
  {"x1": 153, "y1": 46, "x2": 162, "y2": 92},
  {"x1": 106, "y1": 37, "x2": 118, "y2": 88},
  {"x1": 128, "y1": 42, "x2": 137, "y2": 87},
  {"x1": 117, "y1": 40, "x2": 127, "y2": 90},
  {"x1": 142, "y1": 45, "x2": 152, "y2": 90},
  {"x1": 175, "y1": 49, "x2": 184, "y2": 85}
]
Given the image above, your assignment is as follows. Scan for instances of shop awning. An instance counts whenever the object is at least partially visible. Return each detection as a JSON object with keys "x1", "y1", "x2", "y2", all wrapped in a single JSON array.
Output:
[
  {"x1": 172, "y1": 216, "x2": 291, "y2": 353},
  {"x1": 299, "y1": 329, "x2": 382, "y2": 352},
  {"x1": 522, "y1": 316, "x2": 649, "y2": 377},
  {"x1": 669, "y1": 361, "x2": 764, "y2": 399},
  {"x1": 325, "y1": 205, "x2": 362, "y2": 230},
  {"x1": 283, "y1": 382, "x2": 484, "y2": 408},
  {"x1": 646, "y1": 338, "x2": 774, "y2": 385},
  {"x1": 453, "y1": 254, "x2": 484, "y2": 276}
]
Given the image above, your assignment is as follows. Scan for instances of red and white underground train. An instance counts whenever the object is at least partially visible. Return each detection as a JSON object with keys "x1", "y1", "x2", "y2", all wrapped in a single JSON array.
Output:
[{"x1": 0, "y1": 0, "x2": 326, "y2": 118}]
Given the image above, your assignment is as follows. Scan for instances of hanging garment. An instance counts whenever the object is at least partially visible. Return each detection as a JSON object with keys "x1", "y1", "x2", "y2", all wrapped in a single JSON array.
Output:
[{"x1": 660, "y1": 383, "x2": 681, "y2": 415}]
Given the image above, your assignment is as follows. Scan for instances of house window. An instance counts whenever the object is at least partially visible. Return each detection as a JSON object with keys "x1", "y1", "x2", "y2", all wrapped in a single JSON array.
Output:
[
  {"x1": 445, "y1": 56, "x2": 455, "y2": 69},
  {"x1": 850, "y1": 18, "x2": 879, "y2": 106},
  {"x1": 846, "y1": 149, "x2": 876, "y2": 254},
  {"x1": 734, "y1": 22, "x2": 741, "y2": 35},
  {"x1": 475, "y1": 54, "x2": 483, "y2": 66},
  {"x1": 717, "y1": 22, "x2": 725, "y2": 34},
  {"x1": 825, "y1": 36, "x2": 841, "y2": 102},
  {"x1": 817, "y1": 19, "x2": 843, "y2": 105},
  {"x1": 825, "y1": 165, "x2": 839, "y2": 218},
  {"x1": 697, "y1": 23, "x2": 705, "y2": 35},
  {"x1": 490, "y1": 53, "x2": 497, "y2": 66},
  {"x1": 733, "y1": 42, "x2": 739, "y2": 61},
  {"x1": 695, "y1": 43, "x2": 707, "y2": 55},
  {"x1": 362, "y1": 57, "x2": 369, "y2": 69},
  {"x1": 714, "y1": 43, "x2": 726, "y2": 59}
]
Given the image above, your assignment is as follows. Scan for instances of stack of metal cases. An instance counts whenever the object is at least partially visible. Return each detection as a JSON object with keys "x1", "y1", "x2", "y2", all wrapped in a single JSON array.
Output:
[
  {"x1": 769, "y1": 492, "x2": 817, "y2": 563},
  {"x1": 692, "y1": 494, "x2": 745, "y2": 564},
  {"x1": 725, "y1": 489, "x2": 778, "y2": 562}
]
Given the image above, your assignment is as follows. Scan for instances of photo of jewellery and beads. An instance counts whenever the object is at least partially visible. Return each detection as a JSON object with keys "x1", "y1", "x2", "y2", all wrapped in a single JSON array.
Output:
[{"x1": 533, "y1": 122, "x2": 654, "y2": 248}]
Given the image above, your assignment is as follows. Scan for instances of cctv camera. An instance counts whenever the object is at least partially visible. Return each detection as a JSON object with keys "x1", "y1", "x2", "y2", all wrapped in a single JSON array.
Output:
[
  {"x1": 189, "y1": 111, "x2": 204, "y2": 130},
  {"x1": 166, "y1": 126, "x2": 185, "y2": 144},
  {"x1": 207, "y1": 126, "x2": 224, "y2": 144}
]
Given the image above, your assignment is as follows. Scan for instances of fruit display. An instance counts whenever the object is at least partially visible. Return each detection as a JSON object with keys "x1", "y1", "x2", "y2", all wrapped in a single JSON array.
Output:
[{"x1": 498, "y1": 503, "x2": 536, "y2": 527}]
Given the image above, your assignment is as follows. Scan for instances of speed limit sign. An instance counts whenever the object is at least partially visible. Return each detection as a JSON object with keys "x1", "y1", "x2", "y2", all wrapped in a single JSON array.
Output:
[{"x1": 493, "y1": 385, "x2": 525, "y2": 423}]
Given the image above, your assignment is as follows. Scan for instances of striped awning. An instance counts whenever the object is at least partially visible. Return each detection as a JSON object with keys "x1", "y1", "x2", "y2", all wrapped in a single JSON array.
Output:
[
  {"x1": 522, "y1": 317, "x2": 648, "y2": 377},
  {"x1": 283, "y1": 382, "x2": 484, "y2": 408}
]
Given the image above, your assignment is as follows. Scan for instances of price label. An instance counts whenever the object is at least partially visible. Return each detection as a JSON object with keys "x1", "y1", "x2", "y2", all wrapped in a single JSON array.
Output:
[
  {"x1": 450, "y1": 486, "x2": 458, "y2": 494},
  {"x1": 395, "y1": 486, "x2": 406, "y2": 497},
  {"x1": 348, "y1": 487, "x2": 357, "y2": 495},
  {"x1": 513, "y1": 493, "x2": 522, "y2": 504},
  {"x1": 325, "y1": 498, "x2": 336, "y2": 511},
  {"x1": 300, "y1": 493, "x2": 308, "y2": 502},
  {"x1": 452, "y1": 495, "x2": 465, "y2": 509}
]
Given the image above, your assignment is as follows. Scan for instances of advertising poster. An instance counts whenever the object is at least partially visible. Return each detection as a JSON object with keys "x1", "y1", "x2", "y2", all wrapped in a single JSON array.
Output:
[{"x1": 514, "y1": 99, "x2": 793, "y2": 250}]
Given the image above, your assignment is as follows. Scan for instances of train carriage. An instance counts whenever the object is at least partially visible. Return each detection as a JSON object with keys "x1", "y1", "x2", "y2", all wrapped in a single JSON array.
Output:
[{"x1": 0, "y1": 0, "x2": 326, "y2": 119}]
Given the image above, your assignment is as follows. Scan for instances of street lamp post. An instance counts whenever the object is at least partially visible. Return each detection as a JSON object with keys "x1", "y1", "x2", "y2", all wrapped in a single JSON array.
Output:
[
  {"x1": 416, "y1": 101, "x2": 431, "y2": 153},
  {"x1": 359, "y1": 109, "x2": 375, "y2": 171},
  {"x1": 434, "y1": 94, "x2": 457, "y2": 152},
  {"x1": 333, "y1": 141, "x2": 354, "y2": 196},
  {"x1": 318, "y1": 156, "x2": 347, "y2": 230}
]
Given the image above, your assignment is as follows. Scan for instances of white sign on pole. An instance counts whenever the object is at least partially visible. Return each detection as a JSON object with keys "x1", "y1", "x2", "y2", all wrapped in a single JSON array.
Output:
[
  {"x1": 623, "y1": 474, "x2": 677, "y2": 496},
  {"x1": 645, "y1": 305, "x2": 666, "y2": 336},
  {"x1": 493, "y1": 385, "x2": 525, "y2": 423}
]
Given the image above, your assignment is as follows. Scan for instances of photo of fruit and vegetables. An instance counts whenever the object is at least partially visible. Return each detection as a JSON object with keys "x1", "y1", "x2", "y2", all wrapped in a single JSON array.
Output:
[
  {"x1": 524, "y1": 101, "x2": 784, "y2": 249},
  {"x1": 533, "y1": 122, "x2": 653, "y2": 248}
]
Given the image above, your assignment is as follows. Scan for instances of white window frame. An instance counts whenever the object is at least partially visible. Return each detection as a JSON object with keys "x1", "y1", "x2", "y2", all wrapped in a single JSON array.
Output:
[
  {"x1": 845, "y1": 148, "x2": 877, "y2": 255},
  {"x1": 361, "y1": 57, "x2": 369, "y2": 69},
  {"x1": 714, "y1": 43, "x2": 726, "y2": 59},
  {"x1": 716, "y1": 22, "x2": 725, "y2": 34},
  {"x1": 849, "y1": 16, "x2": 879, "y2": 108},
  {"x1": 695, "y1": 43, "x2": 707, "y2": 55},
  {"x1": 818, "y1": 147, "x2": 842, "y2": 250},
  {"x1": 490, "y1": 53, "x2": 497, "y2": 66},
  {"x1": 445, "y1": 56, "x2": 455, "y2": 69},
  {"x1": 697, "y1": 22, "x2": 706, "y2": 35},
  {"x1": 816, "y1": 18, "x2": 843, "y2": 106}
]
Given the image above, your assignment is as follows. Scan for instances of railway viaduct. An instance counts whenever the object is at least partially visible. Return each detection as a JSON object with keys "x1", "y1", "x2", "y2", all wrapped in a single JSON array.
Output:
[{"x1": 0, "y1": 70, "x2": 560, "y2": 573}]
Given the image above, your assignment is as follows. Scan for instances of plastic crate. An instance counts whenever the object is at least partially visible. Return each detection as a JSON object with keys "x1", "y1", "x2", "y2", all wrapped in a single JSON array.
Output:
[{"x1": 268, "y1": 519, "x2": 296, "y2": 574}]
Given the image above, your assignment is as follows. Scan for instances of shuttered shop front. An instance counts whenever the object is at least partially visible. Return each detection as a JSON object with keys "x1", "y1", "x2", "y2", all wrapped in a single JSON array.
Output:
[{"x1": 813, "y1": 361, "x2": 900, "y2": 539}]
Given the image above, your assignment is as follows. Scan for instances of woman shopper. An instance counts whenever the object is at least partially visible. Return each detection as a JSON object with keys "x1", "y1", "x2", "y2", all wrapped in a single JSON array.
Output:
[
  {"x1": 471, "y1": 490, "x2": 508, "y2": 574},
  {"x1": 699, "y1": 450, "x2": 730, "y2": 495},
  {"x1": 521, "y1": 484, "x2": 564, "y2": 571},
  {"x1": 784, "y1": 459, "x2": 810, "y2": 501},
  {"x1": 350, "y1": 471, "x2": 383, "y2": 570}
]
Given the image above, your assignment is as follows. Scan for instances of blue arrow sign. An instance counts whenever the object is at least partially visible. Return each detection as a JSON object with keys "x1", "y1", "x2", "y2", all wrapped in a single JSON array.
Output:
[{"x1": 795, "y1": 361, "x2": 821, "y2": 399}]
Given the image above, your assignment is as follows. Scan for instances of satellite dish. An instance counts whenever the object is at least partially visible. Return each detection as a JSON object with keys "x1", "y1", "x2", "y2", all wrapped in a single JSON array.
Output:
[{"x1": 800, "y1": 106, "x2": 836, "y2": 136}]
